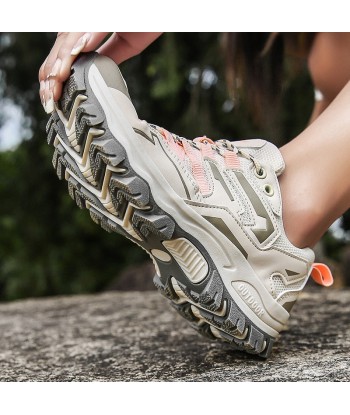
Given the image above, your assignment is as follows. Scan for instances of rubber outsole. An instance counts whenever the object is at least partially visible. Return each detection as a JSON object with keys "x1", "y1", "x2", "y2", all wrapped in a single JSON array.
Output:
[{"x1": 46, "y1": 52, "x2": 275, "y2": 358}]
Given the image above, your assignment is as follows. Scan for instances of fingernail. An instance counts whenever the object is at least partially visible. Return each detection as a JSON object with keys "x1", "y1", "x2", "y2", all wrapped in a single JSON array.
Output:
[
  {"x1": 42, "y1": 79, "x2": 50, "y2": 111},
  {"x1": 44, "y1": 79, "x2": 50, "y2": 100},
  {"x1": 71, "y1": 33, "x2": 91, "y2": 56},
  {"x1": 48, "y1": 58, "x2": 62, "y2": 78},
  {"x1": 45, "y1": 91, "x2": 55, "y2": 114},
  {"x1": 39, "y1": 81, "x2": 45, "y2": 104}
]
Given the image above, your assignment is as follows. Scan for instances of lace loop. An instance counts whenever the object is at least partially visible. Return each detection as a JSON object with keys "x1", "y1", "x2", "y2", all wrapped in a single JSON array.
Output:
[
  {"x1": 216, "y1": 139, "x2": 262, "y2": 175},
  {"x1": 193, "y1": 136, "x2": 215, "y2": 146}
]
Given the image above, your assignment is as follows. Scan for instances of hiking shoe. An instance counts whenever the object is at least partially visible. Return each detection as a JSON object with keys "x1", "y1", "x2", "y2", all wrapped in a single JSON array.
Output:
[{"x1": 46, "y1": 52, "x2": 318, "y2": 357}]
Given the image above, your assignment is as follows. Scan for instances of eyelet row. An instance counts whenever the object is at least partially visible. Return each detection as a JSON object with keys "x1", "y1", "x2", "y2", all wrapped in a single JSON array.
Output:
[
  {"x1": 263, "y1": 184, "x2": 274, "y2": 196},
  {"x1": 255, "y1": 167, "x2": 274, "y2": 197},
  {"x1": 254, "y1": 167, "x2": 267, "y2": 179}
]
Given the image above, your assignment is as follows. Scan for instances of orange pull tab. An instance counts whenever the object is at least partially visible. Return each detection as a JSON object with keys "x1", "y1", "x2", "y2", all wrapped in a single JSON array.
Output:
[{"x1": 311, "y1": 263, "x2": 334, "y2": 287}]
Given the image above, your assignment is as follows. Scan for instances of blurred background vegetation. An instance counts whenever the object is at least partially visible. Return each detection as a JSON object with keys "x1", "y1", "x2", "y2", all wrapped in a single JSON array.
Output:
[{"x1": 0, "y1": 32, "x2": 349, "y2": 301}]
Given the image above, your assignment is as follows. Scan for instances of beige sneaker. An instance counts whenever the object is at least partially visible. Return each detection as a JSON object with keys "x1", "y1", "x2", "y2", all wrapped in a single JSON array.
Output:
[{"x1": 46, "y1": 52, "x2": 332, "y2": 357}]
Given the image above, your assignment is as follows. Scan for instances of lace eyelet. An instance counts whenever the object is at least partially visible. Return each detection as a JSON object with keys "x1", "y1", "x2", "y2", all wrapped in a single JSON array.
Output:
[
  {"x1": 254, "y1": 167, "x2": 267, "y2": 179},
  {"x1": 264, "y1": 184, "x2": 274, "y2": 196}
]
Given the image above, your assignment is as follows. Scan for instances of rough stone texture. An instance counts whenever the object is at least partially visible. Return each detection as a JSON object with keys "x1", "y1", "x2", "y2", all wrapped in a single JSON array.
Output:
[{"x1": 0, "y1": 288, "x2": 349, "y2": 381}]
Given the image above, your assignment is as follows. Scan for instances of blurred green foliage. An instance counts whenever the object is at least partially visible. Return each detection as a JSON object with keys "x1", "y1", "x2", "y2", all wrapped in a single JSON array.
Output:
[{"x1": 0, "y1": 32, "x2": 339, "y2": 301}]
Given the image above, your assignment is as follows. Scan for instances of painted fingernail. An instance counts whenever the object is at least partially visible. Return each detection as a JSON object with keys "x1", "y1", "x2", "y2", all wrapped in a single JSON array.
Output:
[
  {"x1": 48, "y1": 58, "x2": 62, "y2": 78},
  {"x1": 45, "y1": 91, "x2": 55, "y2": 114},
  {"x1": 71, "y1": 33, "x2": 91, "y2": 56}
]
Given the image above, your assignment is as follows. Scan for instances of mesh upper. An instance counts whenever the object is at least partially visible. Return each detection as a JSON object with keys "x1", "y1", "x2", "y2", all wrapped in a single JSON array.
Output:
[{"x1": 271, "y1": 274, "x2": 306, "y2": 298}]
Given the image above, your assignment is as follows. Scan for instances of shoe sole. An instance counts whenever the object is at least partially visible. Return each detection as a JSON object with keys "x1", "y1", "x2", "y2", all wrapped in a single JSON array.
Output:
[{"x1": 46, "y1": 52, "x2": 275, "y2": 357}]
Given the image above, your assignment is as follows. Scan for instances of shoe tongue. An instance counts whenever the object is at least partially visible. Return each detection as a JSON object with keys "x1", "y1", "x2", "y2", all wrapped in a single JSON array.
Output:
[{"x1": 234, "y1": 139, "x2": 285, "y2": 176}]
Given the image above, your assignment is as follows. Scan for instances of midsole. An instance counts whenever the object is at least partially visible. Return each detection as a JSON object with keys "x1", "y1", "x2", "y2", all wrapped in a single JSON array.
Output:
[{"x1": 87, "y1": 63, "x2": 284, "y2": 337}]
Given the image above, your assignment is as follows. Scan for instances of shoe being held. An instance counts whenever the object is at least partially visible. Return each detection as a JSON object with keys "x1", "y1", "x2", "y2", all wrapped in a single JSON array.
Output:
[{"x1": 46, "y1": 52, "x2": 332, "y2": 357}]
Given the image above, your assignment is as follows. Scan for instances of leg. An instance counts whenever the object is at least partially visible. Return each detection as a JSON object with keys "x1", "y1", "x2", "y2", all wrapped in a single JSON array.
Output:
[{"x1": 280, "y1": 81, "x2": 350, "y2": 248}]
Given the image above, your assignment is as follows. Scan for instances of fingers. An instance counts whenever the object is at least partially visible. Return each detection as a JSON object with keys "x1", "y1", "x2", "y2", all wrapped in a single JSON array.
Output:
[
  {"x1": 98, "y1": 32, "x2": 162, "y2": 64},
  {"x1": 39, "y1": 32, "x2": 82, "y2": 104},
  {"x1": 39, "y1": 32, "x2": 109, "y2": 112},
  {"x1": 39, "y1": 32, "x2": 162, "y2": 114},
  {"x1": 58, "y1": 32, "x2": 109, "y2": 83}
]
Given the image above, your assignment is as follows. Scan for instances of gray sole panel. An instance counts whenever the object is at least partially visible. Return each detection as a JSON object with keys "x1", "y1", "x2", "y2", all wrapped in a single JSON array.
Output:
[{"x1": 46, "y1": 52, "x2": 275, "y2": 358}]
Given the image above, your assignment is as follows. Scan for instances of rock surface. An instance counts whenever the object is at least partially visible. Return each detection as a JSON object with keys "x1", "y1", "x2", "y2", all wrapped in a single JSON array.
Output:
[{"x1": 0, "y1": 288, "x2": 349, "y2": 381}]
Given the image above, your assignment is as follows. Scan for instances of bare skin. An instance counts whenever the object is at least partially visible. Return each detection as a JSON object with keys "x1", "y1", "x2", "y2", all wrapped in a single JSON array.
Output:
[
  {"x1": 280, "y1": 32, "x2": 350, "y2": 248},
  {"x1": 39, "y1": 32, "x2": 350, "y2": 249},
  {"x1": 38, "y1": 32, "x2": 162, "y2": 108},
  {"x1": 280, "y1": 81, "x2": 350, "y2": 247}
]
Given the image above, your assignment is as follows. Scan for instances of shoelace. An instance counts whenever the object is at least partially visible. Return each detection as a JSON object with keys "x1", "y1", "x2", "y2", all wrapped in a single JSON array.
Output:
[
  {"x1": 159, "y1": 127, "x2": 335, "y2": 288},
  {"x1": 158, "y1": 128, "x2": 264, "y2": 176},
  {"x1": 216, "y1": 138, "x2": 263, "y2": 175}
]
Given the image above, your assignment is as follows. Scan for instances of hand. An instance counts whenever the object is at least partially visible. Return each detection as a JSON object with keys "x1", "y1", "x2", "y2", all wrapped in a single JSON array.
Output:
[{"x1": 39, "y1": 32, "x2": 162, "y2": 113}]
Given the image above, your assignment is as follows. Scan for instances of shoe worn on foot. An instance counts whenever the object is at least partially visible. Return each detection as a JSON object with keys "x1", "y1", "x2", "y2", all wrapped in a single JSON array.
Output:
[{"x1": 46, "y1": 52, "x2": 331, "y2": 357}]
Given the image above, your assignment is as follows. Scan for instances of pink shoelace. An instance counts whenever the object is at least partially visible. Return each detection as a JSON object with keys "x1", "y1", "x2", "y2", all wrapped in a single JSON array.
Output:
[{"x1": 159, "y1": 128, "x2": 334, "y2": 288}]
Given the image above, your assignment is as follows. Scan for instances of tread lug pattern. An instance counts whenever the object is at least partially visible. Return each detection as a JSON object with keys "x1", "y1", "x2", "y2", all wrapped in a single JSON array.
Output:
[
  {"x1": 75, "y1": 103, "x2": 104, "y2": 148},
  {"x1": 110, "y1": 175, "x2": 149, "y2": 208},
  {"x1": 47, "y1": 52, "x2": 276, "y2": 358},
  {"x1": 198, "y1": 270, "x2": 223, "y2": 312},
  {"x1": 132, "y1": 211, "x2": 175, "y2": 240},
  {"x1": 153, "y1": 272, "x2": 275, "y2": 357},
  {"x1": 60, "y1": 73, "x2": 85, "y2": 118}
]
